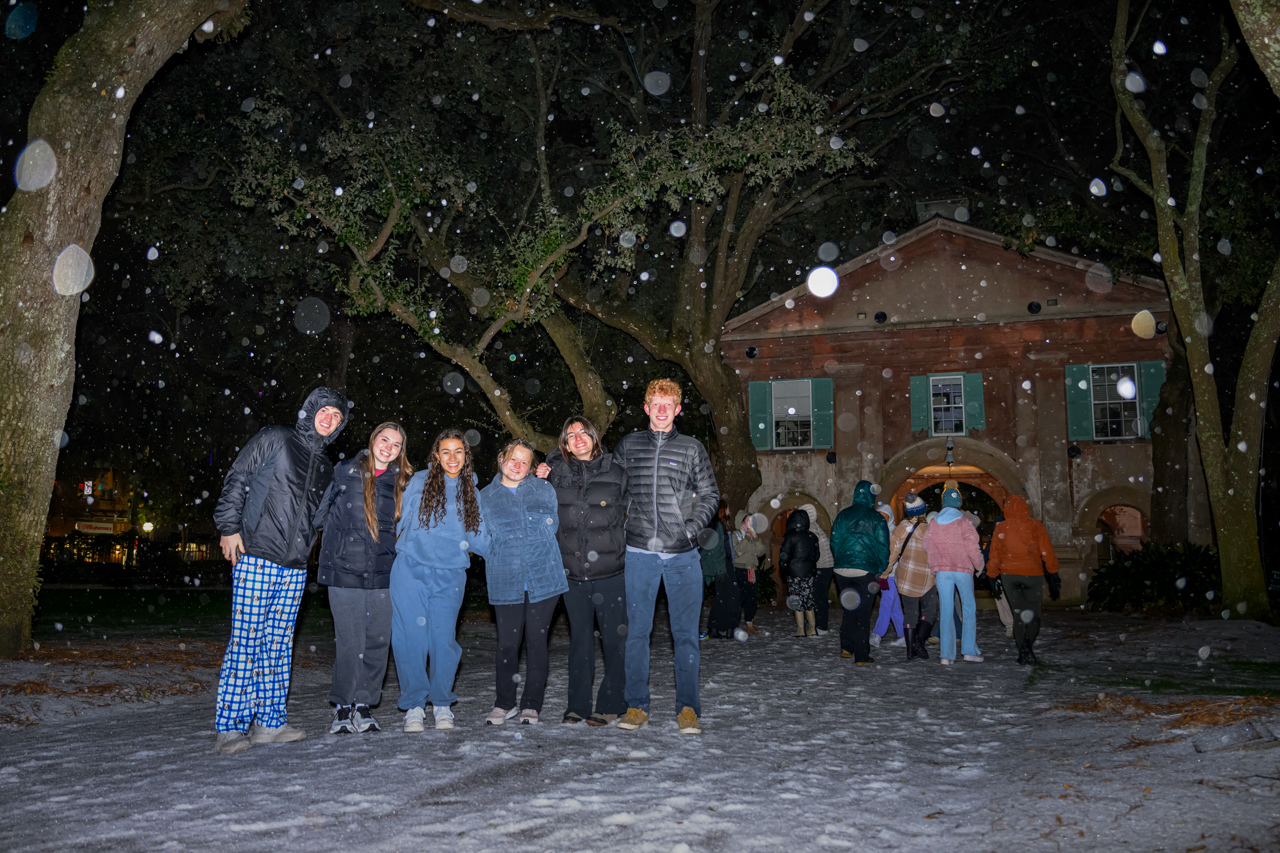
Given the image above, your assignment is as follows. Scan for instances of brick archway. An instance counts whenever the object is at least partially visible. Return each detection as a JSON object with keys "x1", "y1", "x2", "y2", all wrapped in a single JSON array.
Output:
[{"x1": 879, "y1": 437, "x2": 1029, "y2": 520}]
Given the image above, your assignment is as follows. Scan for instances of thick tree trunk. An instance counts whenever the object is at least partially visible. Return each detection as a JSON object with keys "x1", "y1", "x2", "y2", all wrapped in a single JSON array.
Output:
[
  {"x1": 538, "y1": 309, "x2": 616, "y2": 435},
  {"x1": 0, "y1": 0, "x2": 244, "y2": 658},
  {"x1": 1150, "y1": 344, "x2": 1192, "y2": 544},
  {"x1": 686, "y1": 354, "x2": 762, "y2": 511},
  {"x1": 1230, "y1": 0, "x2": 1280, "y2": 100}
]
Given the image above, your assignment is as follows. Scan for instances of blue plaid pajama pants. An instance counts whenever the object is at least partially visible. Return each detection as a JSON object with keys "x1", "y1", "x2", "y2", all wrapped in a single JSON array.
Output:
[{"x1": 214, "y1": 555, "x2": 306, "y2": 733}]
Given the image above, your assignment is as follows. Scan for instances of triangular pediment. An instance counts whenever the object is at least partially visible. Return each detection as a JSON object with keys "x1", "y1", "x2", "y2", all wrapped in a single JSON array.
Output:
[{"x1": 723, "y1": 218, "x2": 1168, "y2": 341}]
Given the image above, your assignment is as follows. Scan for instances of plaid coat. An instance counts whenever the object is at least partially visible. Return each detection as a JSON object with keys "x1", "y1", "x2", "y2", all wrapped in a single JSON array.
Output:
[{"x1": 889, "y1": 520, "x2": 933, "y2": 597}]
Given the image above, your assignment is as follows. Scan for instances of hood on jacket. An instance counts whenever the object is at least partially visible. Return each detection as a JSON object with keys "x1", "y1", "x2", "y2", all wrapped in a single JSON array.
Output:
[
  {"x1": 800, "y1": 503, "x2": 821, "y2": 529},
  {"x1": 1003, "y1": 495, "x2": 1030, "y2": 520},
  {"x1": 876, "y1": 502, "x2": 895, "y2": 526},
  {"x1": 934, "y1": 507, "x2": 965, "y2": 525},
  {"x1": 851, "y1": 480, "x2": 875, "y2": 509},
  {"x1": 785, "y1": 510, "x2": 811, "y2": 534},
  {"x1": 297, "y1": 386, "x2": 351, "y2": 447}
]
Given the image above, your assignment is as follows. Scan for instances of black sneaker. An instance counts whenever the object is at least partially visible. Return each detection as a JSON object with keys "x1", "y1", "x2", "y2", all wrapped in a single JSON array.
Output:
[
  {"x1": 330, "y1": 705, "x2": 357, "y2": 735},
  {"x1": 352, "y1": 704, "x2": 380, "y2": 733}
]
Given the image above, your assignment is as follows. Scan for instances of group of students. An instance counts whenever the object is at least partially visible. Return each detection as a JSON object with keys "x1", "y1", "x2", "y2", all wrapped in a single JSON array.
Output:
[
  {"x1": 210, "y1": 380, "x2": 718, "y2": 755},
  {"x1": 766, "y1": 482, "x2": 1062, "y2": 666}
]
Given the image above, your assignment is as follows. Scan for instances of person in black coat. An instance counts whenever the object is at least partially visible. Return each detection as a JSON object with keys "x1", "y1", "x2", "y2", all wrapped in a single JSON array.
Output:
[
  {"x1": 778, "y1": 509, "x2": 820, "y2": 638},
  {"x1": 701, "y1": 500, "x2": 741, "y2": 639},
  {"x1": 316, "y1": 422, "x2": 412, "y2": 735},
  {"x1": 536, "y1": 416, "x2": 629, "y2": 726}
]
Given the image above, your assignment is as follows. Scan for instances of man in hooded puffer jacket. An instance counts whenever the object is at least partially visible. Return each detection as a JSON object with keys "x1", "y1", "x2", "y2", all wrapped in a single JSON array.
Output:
[
  {"x1": 829, "y1": 481, "x2": 890, "y2": 663},
  {"x1": 986, "y1": 495, "x2": 1060, "y2": 665},
  {"x1": 212, "y1": 387, "x2": 350, "y2": 755}
]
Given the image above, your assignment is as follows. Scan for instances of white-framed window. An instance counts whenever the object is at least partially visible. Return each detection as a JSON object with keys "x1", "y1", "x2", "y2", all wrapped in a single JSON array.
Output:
[
  {"x1": 771, "y1": 379, "x2": 812, "y2": 449},
  {"x1": 930, "y1": 374, "x2": 965, "y2": 436},
  {"x1": 1090, "y1": 363, "x2": 1140, "y2": 439}
]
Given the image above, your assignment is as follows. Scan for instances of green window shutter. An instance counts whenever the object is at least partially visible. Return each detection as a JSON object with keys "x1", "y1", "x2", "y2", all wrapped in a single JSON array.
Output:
[
  {"x1": 1065, "y1": 364, "x2": 1093, "y2": 441},
  {"x1": 810, "y1": 378, "x2": 834, "y2": 449},
  {"x1": 962, "y1": 373, "x2": 987, "y2": 431},
  {"x1": 748, "y1": 381, "x2": 772, "y2": 450},
  {"x1": 910, "y1": 375, "x2": 929, "y2": 431},
  {"x1": 1138, "y1": 360, "x2": 1166, "y2": 438}
]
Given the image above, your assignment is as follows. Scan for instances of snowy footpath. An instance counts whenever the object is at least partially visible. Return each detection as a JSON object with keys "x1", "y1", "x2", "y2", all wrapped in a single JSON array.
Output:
[{"x1": 2, "y1": 605, "x2": 1279, "y2": 852}]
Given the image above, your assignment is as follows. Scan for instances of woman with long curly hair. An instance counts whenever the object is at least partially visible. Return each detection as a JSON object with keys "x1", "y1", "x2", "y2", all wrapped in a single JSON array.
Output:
[
  {"x1": 318, "y1": 422, "x2": 413, "y2": 735},
  {"x1": 390, "y1": 428, "x2": 486, "y2": 732},
  {"x1": 479, "y1": 438, "x2": 565, "y2": 725}
]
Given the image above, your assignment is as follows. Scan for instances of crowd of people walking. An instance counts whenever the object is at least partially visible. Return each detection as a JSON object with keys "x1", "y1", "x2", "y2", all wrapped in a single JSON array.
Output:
[{"x1": 208, "y1": 380, "x2": 1062, "y2": 755}]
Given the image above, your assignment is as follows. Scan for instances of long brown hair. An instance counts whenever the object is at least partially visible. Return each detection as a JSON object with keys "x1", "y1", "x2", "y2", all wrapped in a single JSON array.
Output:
[
  {"x1": 418, "y1": 428, "x2": 482, "y2": 534},
  {"x1": 556, "y1": 415, "x2": 602, "y2": 463},
  {"x1": 363, "y1": 422, "x2": 413, "y2": 543}
]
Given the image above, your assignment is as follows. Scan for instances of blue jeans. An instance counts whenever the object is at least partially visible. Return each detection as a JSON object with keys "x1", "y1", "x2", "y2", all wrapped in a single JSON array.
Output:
[
  {"x1": 390, "y1": 563, "x2": 467, "y2": 709},
  {"x1": 935, "y1": 571, "x2": 979, "y2": 658},
  {"x1": 624, "y1": 549, "x2": 702, "y2": 716}
]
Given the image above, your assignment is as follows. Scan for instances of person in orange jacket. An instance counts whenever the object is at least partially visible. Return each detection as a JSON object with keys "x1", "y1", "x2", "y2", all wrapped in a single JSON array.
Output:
[{"x1": 986, "y1": 496, "x2": 1060, "y2": 665}]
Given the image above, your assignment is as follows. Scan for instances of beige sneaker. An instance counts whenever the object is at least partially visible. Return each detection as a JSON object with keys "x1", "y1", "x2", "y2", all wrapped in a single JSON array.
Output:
[
  {"x1": 215, "y1": 731, "x2": 251, "y2": 755},
  {"x1": 677, "y1": 706, "x2": 702, "y2": 735},
  {"x1": 616, "y1": 708, "x2": 649, "y2": 730},
  {"x1": 249, "y1": 723, "x2": 306, "y2": 744}
]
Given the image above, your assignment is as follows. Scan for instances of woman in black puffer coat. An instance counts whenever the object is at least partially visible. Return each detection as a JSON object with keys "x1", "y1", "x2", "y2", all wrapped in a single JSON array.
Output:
[
  {"x1": 536, "y1": 416, "x2": 629, "y2": 726},
  {"x1": 778, "y1": 509, "x2": 820, "y2": 638},
  {"x1": 317, "y1": 422, "x2": 412, "y2": 735}
]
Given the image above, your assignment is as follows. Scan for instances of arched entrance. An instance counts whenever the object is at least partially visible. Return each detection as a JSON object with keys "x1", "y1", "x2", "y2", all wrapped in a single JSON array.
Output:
[
  {"x1": 1074, "y1": 486, "x2": 1152, "y2": 591},
  {"x1": 881, "y1": 437, "x2": 1029, "y2": 521}
]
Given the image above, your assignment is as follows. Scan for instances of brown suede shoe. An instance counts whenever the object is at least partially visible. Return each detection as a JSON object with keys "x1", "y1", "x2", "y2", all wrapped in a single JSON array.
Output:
[
  {"x1": 616, "y1": 708, "x2": 649, "y2": 730},
  {"x1": 677, "y1": 707, "x2": 702, "y2": 735}
]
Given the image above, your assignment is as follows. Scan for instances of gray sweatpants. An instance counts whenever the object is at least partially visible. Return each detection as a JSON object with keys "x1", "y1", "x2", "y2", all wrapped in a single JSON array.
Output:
[
  {"x1": 328, "y1": 587, "x2": 392, "y2": 706},
  {"x1": 1004, "y1": 575, "x2": 1044, "y2": 648}
]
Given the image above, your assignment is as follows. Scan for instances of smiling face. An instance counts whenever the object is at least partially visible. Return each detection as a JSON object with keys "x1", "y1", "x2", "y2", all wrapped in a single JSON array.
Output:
[
  {"x1": 500, "y1": 445, "x2": 535, "y2": 486},
  {"x1": 314, "y1": 406, "x2": 344, "y2": 437},
  {"x1": 435, "y1": 438, "x2": 467, "y2": 478},
  {"x1": 565, "y1": 421, "x2": 595, "y2": 461},
  {"x1": 372, "y1": 428, "x2": 403, "y2": 467},
  {"x1": 644, "y1": 394, "x2": 681, "y2": 433}
]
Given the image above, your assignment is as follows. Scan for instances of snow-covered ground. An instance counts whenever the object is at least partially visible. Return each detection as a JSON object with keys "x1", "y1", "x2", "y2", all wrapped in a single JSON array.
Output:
[{"x1": 2, "y1": 602, "x2": 1279, "y2": 852}]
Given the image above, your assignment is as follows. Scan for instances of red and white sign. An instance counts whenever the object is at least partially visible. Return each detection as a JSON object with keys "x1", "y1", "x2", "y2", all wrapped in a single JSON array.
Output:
[{"x1": 74, "y1": 521, "x2": 115, "y2": 535}]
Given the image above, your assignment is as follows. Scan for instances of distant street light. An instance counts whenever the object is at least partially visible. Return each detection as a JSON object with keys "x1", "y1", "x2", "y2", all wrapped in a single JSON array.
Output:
[{"x1": 142, "y1": 522, "x2": 154, "y2": 533}]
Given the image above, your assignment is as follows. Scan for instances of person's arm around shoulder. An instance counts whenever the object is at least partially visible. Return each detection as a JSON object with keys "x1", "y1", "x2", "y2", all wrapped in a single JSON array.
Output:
[{"x1": 213, "y1": 427, "x2": 285, "y2": 563}]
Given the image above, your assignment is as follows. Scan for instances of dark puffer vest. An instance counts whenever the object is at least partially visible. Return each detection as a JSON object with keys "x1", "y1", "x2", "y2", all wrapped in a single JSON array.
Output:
[{"x1": 544, "y1": 448, "x2": 628, "y2": 581}]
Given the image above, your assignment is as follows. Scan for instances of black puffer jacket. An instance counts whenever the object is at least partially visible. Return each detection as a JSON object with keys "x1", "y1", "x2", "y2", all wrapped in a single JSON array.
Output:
[
  {"x1": 317, "y1": 451, "x2": 400, "y2": 589},
  {"x1": 213, "y1": 387, "x2": 350, "y2": 570},
  {"x1": 613, "y1": 427, "x2": 719, "y2": 554},
  {"x1": 544, "y1": 448, "x2": 628, "y2": 581},
  {"x1": 778, "y1": 510, "x2": 819, "y2": 580}
]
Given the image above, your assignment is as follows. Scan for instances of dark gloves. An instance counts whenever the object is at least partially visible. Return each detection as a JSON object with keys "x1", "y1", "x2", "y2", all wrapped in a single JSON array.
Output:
[
  {"x1": 1047, "y1": 572, "x2": 1061, "y2": 600},
  {"x1": 989, "y1": 576, "x2": 1004, "y2": 602}
]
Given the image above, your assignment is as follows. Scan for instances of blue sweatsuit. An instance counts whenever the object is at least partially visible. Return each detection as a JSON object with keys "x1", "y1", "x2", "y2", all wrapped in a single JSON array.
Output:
[{"x1": 390, "y1": 470, "x2": 487, "y2": 710}]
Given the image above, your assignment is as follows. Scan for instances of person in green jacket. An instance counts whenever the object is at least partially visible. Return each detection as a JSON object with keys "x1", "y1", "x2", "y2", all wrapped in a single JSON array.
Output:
[{"x1": 829, "y1": 481, "x2": 891, "y2": 663}]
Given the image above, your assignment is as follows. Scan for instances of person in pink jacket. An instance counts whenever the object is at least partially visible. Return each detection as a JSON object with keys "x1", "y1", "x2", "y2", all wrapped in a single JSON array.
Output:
[{"x1": 921, "y1": 488, "x2": 984, "y2": 665}]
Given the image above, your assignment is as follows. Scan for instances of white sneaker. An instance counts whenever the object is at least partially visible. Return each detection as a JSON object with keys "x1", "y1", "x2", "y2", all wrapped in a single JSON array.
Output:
[
  {"x1": 963, "y1": 654, "x2": 984, "y2": 663},
  {"x1": 940, "y1": 658, "x2": 953, "y2": 666},
  {"x1": 433, "y1": 705, "x2": 455, "y2": 730},
  {"x1": 485, "y1": 707, "x2": 516, "y2": 726},
  {"x1": 1005, "y1": 627, "x2": 1014, "y2": 637},
  {"x1": 869, "y1": 634, "x2": 882, "y2": 648},
  {"x1": 519, "y1": 709, "x2": 539, "y2": 724},
  {"x1": 815, "y1": 628, "x2": 829, "y2": 636},
  {"x1": 402, "y1": 707, "x2": 427, "y2": 733},
  {"x1": 249, "y1": 723, "x2": 306, "y2": 744},
  {"x1": 889, "y1": 637, "x2": 907, "y2": 647}
]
